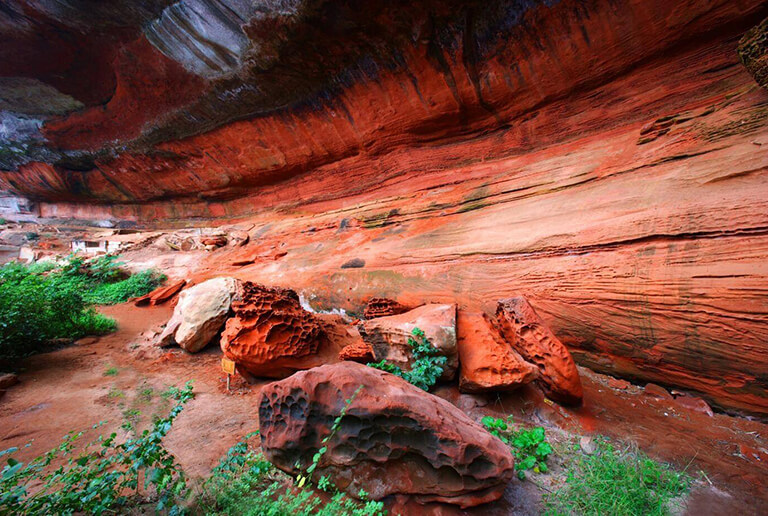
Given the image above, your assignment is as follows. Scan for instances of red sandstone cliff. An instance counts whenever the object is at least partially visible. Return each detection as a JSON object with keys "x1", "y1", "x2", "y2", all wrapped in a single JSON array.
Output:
[{"x1": 1, "y1": 0, "x2": 767, "y2": 415}]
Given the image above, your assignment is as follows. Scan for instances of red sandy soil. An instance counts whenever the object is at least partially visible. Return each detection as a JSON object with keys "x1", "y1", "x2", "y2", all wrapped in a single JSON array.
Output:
[{"x1": 1, "y1": 303, "x2": 767, "y2": 514}]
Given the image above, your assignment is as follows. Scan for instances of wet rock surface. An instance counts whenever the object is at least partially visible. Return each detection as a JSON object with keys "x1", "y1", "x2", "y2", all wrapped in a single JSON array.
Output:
[
  {"x1": 359, "y1": 303, "x2": 458, "y2": 380},
  {"x1": 258, "y1": 362, "x2": 516, "y2": 508},
  {"x1": 496, "y1": 298, "x2": 583, "y2": 405}
]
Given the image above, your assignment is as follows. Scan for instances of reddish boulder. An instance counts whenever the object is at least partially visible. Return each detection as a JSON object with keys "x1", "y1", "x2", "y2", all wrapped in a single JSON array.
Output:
[
  {"x1": 359, "y1": 303, "x2": 458, "y2": 380},
  {"x1": 457, "y1": 311, "x2": 539, "y2": 393},
  {"x1": 259, "y1": 362, "x2": 515, "y2": 507},
  {"x1": 220, "y1": 282, "x2": 328, "y2": 378},
  {"x1": 363, "y1": 297, "x2": 410, "y2": 319},
  {"x1": 496, "y1": 297, "x2": 583, "y2": 405},
  {"x1": 338, "y1": 341, "x2": 375, "y2": 363},
  {"x1": 133, "y1": 279, "x2": 186, "y2": 306}
]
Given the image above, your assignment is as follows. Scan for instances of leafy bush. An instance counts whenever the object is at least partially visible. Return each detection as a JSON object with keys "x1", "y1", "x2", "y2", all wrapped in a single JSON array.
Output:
[
  {"x1": 0, "y1": 382, "x2": 195, "y2": 515},
  {"x1": 0, "y1": 256, "x2": 164, "y2": 357},
  {"x1": 544, "y1": 437, "x2": 690, "y2": 516},
  {"x1": 481, "y1": 415, "x2": 553, "y2": 480},
  {"x1": 368, "y1": 327, "x2": 446, "y2": 390},
  {"x1": 0, "y1": 262, "x2": 116, "y2": 357}
]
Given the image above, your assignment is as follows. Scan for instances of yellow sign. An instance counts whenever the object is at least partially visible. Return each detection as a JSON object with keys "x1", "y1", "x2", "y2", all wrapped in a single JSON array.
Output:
[{"x1": 221, "y1": 357, "x2": 236, "y2": 375}]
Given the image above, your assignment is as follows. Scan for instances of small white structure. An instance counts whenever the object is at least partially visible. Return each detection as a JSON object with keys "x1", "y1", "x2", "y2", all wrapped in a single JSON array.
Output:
[{"x1": 71, "y1": 240, "x2": 122, "y2": 255}]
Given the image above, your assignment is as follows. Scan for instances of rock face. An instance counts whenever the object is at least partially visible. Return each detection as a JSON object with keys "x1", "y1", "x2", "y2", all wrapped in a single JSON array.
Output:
[
  {"x1": 258, "y1": 362, "x2": 515, "y2": 507},
  {"x1": 358, "y1": 304, "x2": 458, "y2": 380},
  {"x1": 1, "y1": 1, "x2": 768, "y2": 415},
  {"x1": 157, "y1": 277, "x2": 240, "y2": 353},
  {"x1": 457, "y1": 311, "x2": 539, "y2": 393},
  {"x1": 220, "y1": 282, "x2": 327, "y2": 378},
  {"x1": 739, "y1": 17, "x2": 768, "y2": 90},
  {"x1": 363, "y1": 297, "x2": 410, "y2": 319},
  {"x1": 496, "y1": 298, "x2": 583, "y2": 405}
]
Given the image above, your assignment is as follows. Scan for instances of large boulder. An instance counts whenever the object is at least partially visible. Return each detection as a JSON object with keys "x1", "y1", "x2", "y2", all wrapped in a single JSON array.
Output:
[
  {"x1": 156, "y1": 277, "x2": 240, "y2": 352},
  {"x1": 220, "y1": 282, "x2": 334, "y2": 378},
  {"x1": 258, "y1": 362, "x2": 515, "y2": 508},
  {"x1": 496, "y1": 297, "x2": 583, "y2": 405},
  {"x1": 457, "y1": 311, "x2": 539, "y2": 393},
  {"x1": 358, "y1": 303, "x2": 458, "y2": 380}
]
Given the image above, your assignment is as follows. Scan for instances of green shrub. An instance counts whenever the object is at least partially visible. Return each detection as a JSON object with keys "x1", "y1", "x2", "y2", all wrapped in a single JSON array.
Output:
[
  {"x1": 544, "y1": 437, "x2": 690, "y2": 516},
  {"x1": 0, "y1": 256, "x2": 163, "y2": 357},
  {"x1": 368, "y1": 327, "x2": 446, "y2": 391},
  {"x1": 481, "y1": 415, "x2": 553, "y2": 480},
  {"x1": 0, "y1": 263, "x2": 116, "y2": 357},
  {"x1": 0, "y1": 382, "x2": 195, "y2": 515}
]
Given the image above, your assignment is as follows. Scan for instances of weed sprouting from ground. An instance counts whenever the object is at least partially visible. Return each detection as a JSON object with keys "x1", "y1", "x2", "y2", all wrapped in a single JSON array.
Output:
[
  {"x1": 0, "y1": 382, "x2": 195, "y2": 515},
  {"x1": 543, "y1": 437, "x2": 690, "y2": 516},
  {"x1": 482, "y1": 415, "x2": 553, "y2": 480},
  {"x1": 198, "y1": 386, "x2": 385, "y2": 516}
]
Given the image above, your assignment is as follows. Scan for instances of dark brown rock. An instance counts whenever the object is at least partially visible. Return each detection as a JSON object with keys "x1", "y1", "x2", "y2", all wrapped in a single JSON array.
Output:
[
  {"x1": 258, "y1": 362, "x2": 515, "y2": 508},
  {"x1": 0, "y1": 373, "x2": 19, "y2": 390}
]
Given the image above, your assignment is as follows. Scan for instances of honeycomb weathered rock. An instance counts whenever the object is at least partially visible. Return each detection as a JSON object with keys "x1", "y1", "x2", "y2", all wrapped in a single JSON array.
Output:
[
  {"x1": 496, "y1": 297, "x2": 583, "y2": 405},
  {"x1": 258, "y1": 362, "x2": 515, "y2": 508},
  {"x1": 363, "y1": 297, "x2": 410, "y2": 319},
  {"x1": 220, "y1": 282, "x2": 325, "y2": 378}
]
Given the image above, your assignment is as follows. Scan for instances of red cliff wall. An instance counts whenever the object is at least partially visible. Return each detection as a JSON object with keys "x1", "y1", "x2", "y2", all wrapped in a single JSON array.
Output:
[{"x1": 1, "y1": 0, "x2": 767, "y2": 414}]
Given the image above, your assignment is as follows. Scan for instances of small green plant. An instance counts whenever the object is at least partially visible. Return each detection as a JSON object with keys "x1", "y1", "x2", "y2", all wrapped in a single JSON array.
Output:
[
  {"x1": 368, "y1": 327, "x2": 446, "y2": 391},
  {"x1": 0, "y1": 382, "x2": 195, "y2": 515},
  {"x1": 481, "y1": 415, "x2": 552, "y2": 480},
  {"x1": 103, "y1": 366, "x2": 119, "y2": 376},
  {"x1": 544, "y1": 437, "x2": 690, "y2": 516},
  {"x1": 198, "y1": 412, "x2": 385, "y2": 516},
  {"x1": 0, "y1": 218, "x2": 7, "y2": 225},
  {"x1": 107, "y1": 387, "x2": 124, "y2": 399}
]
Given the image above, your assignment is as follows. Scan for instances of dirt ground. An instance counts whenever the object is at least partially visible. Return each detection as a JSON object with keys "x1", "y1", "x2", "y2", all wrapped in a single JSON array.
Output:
[{"x1": 1, "y1": 303, "x2": 767, "y2": 515}]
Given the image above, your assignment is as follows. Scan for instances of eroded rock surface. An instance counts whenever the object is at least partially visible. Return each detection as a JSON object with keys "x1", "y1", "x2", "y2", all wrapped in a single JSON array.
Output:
[
  {"x1": 338, "y1": 341, "x2": 375, "y2": 363},
  {"x1": 496, "y1": 298, "x2": 583, "y2": 405},
  {"x1": 739, "y1": 16, "x2": 768, "y2": 90},
  {"x1": 258, "y1": 362, "x2": 515, "y2": 507},
  {"x1": 156, "y1": 277, "x2": 240, "y2": 353},
  {"x1": 363, "y1": 297, "x2": 410, "y2": 319},
  {"x1": 220, "y1": 282, "x2": 327, "y2": 378},
  {"x1": 457, "y1": 311, "x2": 539, "y2": 393},
  {"x1": 359, "y1": 303, "x2": 458, "y2": 380}
]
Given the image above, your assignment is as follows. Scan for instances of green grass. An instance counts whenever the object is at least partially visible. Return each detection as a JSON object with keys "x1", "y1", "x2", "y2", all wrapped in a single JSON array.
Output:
[
  {"x1": 544, "y1": 437, "x2": 690, "y2": 516},
  {"x1": 103, "y1": 366, "x2": 119, "y2": 376},
  {"x1": 0, "y1": 256, "x2": 163, "y2": 358}
]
